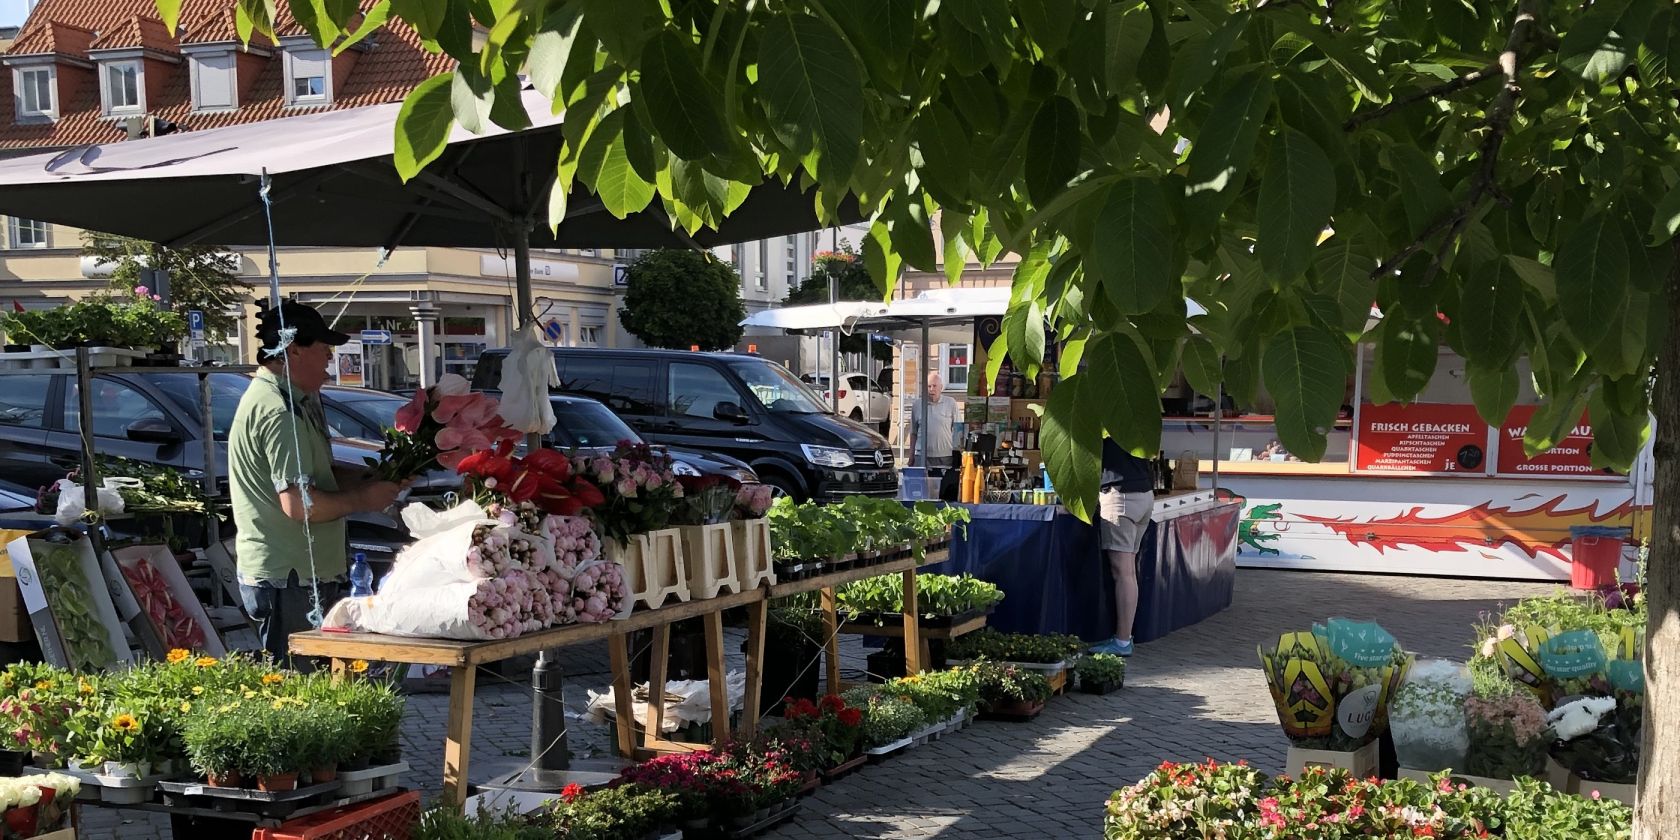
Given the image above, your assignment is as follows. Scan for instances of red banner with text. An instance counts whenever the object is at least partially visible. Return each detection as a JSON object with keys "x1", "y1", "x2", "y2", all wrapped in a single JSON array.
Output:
[
  {"x1": 1355, "y1": 403, "x2": 1489, "y2": 474},
  {"x1": 1494, "y1": 406, "x2": 1619, "y2": 478}
]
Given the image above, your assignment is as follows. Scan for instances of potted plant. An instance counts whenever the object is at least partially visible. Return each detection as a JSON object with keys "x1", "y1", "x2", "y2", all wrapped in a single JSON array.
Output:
[
  {"x1": 1389, "y1": 659, "x2": 1472, "y2": 773},
  {"x1": 183, "y1": 705, "x2": 250, "y2": 787},
  {"x1": 541, "y1": 782, "x2": 680, "y2": 839},
  {"x1": 1463, "y1": 679, "x2": 1551, "y2": 783},
  {"x1": 858, "y1": 695, "x2": 926, "y2": 758},
  {"x1": 972, "y1": 662, "x2": 1051, "y2": 721},
  {"x1": 86, "y1": 707, "x2": 153, "y2": 779},
  {"x1": 778, "y1": 695, "x2": 864, "y2": 775},
  {"x1": 1075, "y1": 653, "x2": 1127, "y2": 695},
  {"x1": 244, "y1": 703, "x2": 306, "y2": 792}
]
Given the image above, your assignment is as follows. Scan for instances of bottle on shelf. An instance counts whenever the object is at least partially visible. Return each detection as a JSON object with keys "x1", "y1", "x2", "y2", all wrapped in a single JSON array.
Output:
[{"x1": 350, "y1": 552, "x2": 374, "y2": 597}]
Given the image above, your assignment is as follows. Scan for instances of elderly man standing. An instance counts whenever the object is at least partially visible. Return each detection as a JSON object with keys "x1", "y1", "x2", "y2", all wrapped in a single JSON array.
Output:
[
  {"x1": 909, "y1": 372, "x2": 961, "y2": 470},
  {"x1": 230, "y1": 301, "x2": 404, "y2": 665}
]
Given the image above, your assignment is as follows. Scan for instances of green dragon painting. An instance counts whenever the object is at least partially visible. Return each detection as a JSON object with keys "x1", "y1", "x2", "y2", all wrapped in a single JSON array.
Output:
[{"x1": 1240, "y1": 501, "x2": 1283, "y2": 556}]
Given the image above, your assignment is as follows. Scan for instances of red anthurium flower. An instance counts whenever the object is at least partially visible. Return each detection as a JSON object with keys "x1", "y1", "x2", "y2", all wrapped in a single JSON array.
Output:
[
  {"x1": 522, "y1": 447, "x2": 573, "y2": 481},
  {"x1": 455, "y1": 449, "x2": 516, "y2": 484}
]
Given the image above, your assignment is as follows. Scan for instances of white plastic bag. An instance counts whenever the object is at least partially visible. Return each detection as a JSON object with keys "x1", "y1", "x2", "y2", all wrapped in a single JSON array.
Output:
[
  {"x1": 52, "y1": 478, "x2": 134, "y2": 525},
  {"x1": 1390, "y1": 659, "x2": 1472, "y2": 771},
  {"x1": 324, "y1": 515, "x2": 498, "y2": 639},
  {"x1": 585, "y1": 671, "x2": 748, "y2": 732},
  {"x1": 496, "y1": 324, "x2": 559, "y2": 434}
]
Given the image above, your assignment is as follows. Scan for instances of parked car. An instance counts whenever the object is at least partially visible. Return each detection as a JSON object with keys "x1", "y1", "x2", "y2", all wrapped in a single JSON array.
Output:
[
  {"x1": 0, "y1": 479, "x2": 53, "y2": 533},
  {"x1": 805, "y1": 373, "x2": 892, "y2": 428},
  {"x1": 0, "y1": 370, "x2": 445, "y2": 558},
  {"x1": 473, "y1": 348, "x2": 897, "y2": 502},
  {"x1": 544, "y1": 394, "x2": 759, "y2": 486}
]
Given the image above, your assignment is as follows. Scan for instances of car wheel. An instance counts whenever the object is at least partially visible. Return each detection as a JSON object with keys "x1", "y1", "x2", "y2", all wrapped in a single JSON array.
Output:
[
  {"x1": 761, "y1": 473, "x2": 803, "y2": 503},
  {"x1": 849, "y1": 408, "x2": 863, "y2": 421}
]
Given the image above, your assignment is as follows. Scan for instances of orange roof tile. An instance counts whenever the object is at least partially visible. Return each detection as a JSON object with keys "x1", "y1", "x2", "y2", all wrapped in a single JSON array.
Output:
[
  {"x1": 178, "y1": 8, "x2": 274, "y2": 48},
  {"x1": 0, "y1": 0, "x2": 454, "y2": 150},
  {"x1": 88, "y1": 15, "x2": 181, "y2": 54}
]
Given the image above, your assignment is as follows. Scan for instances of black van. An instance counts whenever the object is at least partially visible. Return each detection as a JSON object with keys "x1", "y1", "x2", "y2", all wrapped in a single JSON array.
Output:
[{"x1": 473, "y1": 348, "x2": 897, "y2": 502}]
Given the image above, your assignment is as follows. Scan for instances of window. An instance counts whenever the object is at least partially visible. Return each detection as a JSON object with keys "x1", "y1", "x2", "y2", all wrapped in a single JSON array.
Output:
[
  {"x1": 7, "y1": 218, "x2": 47, "y2": 249},
  {"x1": 756, "y1": 240, "x2": 768, "y2": 290},
  {"x1": 323, "y1": 405, "x2": 361, "y2": 439},
  {"x1": 102, "y1": 61, "x2": 142, "y2": 114},
  {"x1": 0, "y1": 375, "x2": 49, "y2": 428},
  {"x1": 785, "y1": 237, "x2": 796, "y2": 280},
  {"x1": 14, "y1": 67, "x2": 53, "y2": 119},
  {"x1": 578, "y1": 326, "x2": 602, "y2": 346},
  {"x1": 669, "y1": 362, "x2": 742, "y2": 420},
  {"x1": 64, "y1": 379, "x2": 170, "y2": 438},
  {"x1": 285, "y1": 48, "x2": 329, "y2": 104},
  {"x1": 558, "y1": 357, "x2": 656, "y2": 414},
  {"x1": 547, "y1": 399, "x2": 637, "y2": 449},
  {"x1": 189, "y1": 52, "x2": 237, "y2": 111}
]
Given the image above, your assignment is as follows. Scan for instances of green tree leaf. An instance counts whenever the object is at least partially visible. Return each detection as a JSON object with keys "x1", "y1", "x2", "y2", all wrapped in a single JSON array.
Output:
[
  {"x1": 1026, "y1": 96, "x2": 1081, "y2": 206},
  {"x1": 156, "y1": 0, "x2": 184, "y2": 34},
  {"x1": 1505, "y1": 255, "x2": 1557, "y2": 301},
  {"x1": 640, "y1": 29, "x2": 736, "y2": 162},
  {"x1": 1262, "y1": 327, "x2": 1347, "y2": 463},
  {"x1": 390, "y1": 0, "x2": 446, "y2": 40},
  {"x1": 1524, "y1": 387, "x2": 1590, "y2": 458},
  {"x1": 1389, "y1": 145, "x2": 1454, "y2": 240},
  {"x1": 393, "y1": 73, "x2": 455, "y2": 182},
  {"x1": 1088, "y1": 178, "x2": 1173, "y2": 315},
  {"x1": 449, "y1": 63, "x2": 493, "y2": 135},
  {"x1": 1040, "y1": 375, "x2": 1103, "y2": 523},
  {"x1": 1180, "y1": 336, "x2": 1222, "y2": 397},
  {"x1": 528, "y1": 5, "x2": 583, "y2": 101},
  {"x1": 1649, "y1": 180, "x2": 1680, "y2": 246},
  {"x1": 1310, "y1": 240, "x2": 1378, "y2": 340},
  {"x1": 1088, "y1": 332, "x2": 1163, "y2": 455},
  {"x1": 914, "y1": 104, "x2": 973, "y2": 208},
  {"x1": 1104, "y1": 0, "x2": 1154, "y2": 91},
  {"x1": 1589, "y1": 387, "x2": 1649, "y2": 471},
  {"x1": 1257, "y1": 128, "x2": 1336, "y2": 282},
  {"x1": 1379, "y1": 314, "x2": 1439, "y2": 402},
  {"x1": 758, "y1": 13, "x2": 864, "y2": 188},
  {"x1": 1558, "y1": 0, "x2": 1652, "y2": 83},
  {"x1": 863, "y1": 217, "x2": 903, "y2": 298},
  {"x1": 1002, "y1": 299, "x2": 1046, "y2": 379},
  {"x1": 578, "y1": 112, "x2": 655, "y2": 219},
  {"x1": 1458, "y1": 258, "x2": 1526, "y2": 366},
  {"x1": 984, "y1": 332, "x2": 1010, "y2": 399},
  {"x1": 1467, "y1": 361, "x2": 1518, "y2": 427},
  {"x1": 1183, "y1": 72, "x2": 1274, "y2": 227},
  {"x1": 1555, "y1": 212, "x2": 1630, "y2": 351},
  {"x1": 1019, "y1": 0, "x2": 1076, "y2": 55}
]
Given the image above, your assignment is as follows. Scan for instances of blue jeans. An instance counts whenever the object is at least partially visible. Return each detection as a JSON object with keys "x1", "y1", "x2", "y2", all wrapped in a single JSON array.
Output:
[{"x1": 240, "y1": 571, "x2": 342, "y2": 670}]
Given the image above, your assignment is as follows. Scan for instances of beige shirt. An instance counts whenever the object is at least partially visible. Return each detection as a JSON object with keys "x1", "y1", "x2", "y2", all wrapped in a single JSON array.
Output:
[{"x1": 914, "y1": 395, "x2": 961, "y2": 461}]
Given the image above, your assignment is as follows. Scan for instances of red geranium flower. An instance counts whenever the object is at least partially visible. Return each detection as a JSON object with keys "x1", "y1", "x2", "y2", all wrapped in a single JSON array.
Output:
[
  {"x1": 837, "y1": 707, "x2": 863, "y2": 727},
  {"x1": 560, "y1": 782, "x2": 585, "y2": 802}
]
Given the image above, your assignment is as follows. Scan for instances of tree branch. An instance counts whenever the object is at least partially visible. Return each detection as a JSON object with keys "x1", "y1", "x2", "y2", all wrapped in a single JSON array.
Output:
[
  {"x1": 1343, "y1": 65, "x2": 1501, "y2": 131},
  {"x1": 1369, "y1": 0, "x2": 1539, "y2": 282}
]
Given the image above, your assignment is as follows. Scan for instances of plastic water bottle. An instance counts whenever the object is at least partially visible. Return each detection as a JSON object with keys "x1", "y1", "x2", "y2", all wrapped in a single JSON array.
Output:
[
  {"x1": 350, "y1": 552, "x2": 374, "y2": 597},
  {"x1": 1040, "y1": 465, "x2": 1054, "y2": 492}
]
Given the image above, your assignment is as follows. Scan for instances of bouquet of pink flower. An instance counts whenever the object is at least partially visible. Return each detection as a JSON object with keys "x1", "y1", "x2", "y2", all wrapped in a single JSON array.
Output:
[
  {"x1": 376, "y1": 374, "x2": 521, "y2": 479},
  {"x1": 735, "y1": 483, "x2": 774, "y2": 519},
  {"x1": 464, "y1": 525, "x2": 541, "y2": 578},
  {"x1": 570, "y1": 442, "x2": 685, "y2": 544},
  {"x1": 569, "y1": 559, "x2": 628, "y2": 623},
  {"x1": 465, "y1": 569, "x2": 546, "y2": 639}
]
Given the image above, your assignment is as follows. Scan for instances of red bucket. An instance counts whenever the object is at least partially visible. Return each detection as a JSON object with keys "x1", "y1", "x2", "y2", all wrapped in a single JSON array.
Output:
[{"x1": 1569, "y1": 535, "x2": 1622, "y2": 590}]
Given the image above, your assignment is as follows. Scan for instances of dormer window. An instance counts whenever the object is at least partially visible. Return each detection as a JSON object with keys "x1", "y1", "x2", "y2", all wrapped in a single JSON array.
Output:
[
  {"x1": 188, "y1": 51, "x2": 236, "y2": 111},
  {"x1": 13, "y1": 66, "x2": 54, "y2": 120},
  {"x1": 285, "y1": 47, "x2": 330, "y2": 105},
  {"x1": 101, "y1": 59, "x2": 143, "y2": 115}
]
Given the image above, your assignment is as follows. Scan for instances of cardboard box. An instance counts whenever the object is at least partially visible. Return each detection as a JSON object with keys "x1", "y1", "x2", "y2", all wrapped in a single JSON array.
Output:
[
  {"x1": 8, "y1": 535, "x2": 133, "y2": 671},
  {"x1": 1397, "y1": 768, "x2": 1519, "y2": 794},
  {"x1": 0, "y1": 530, "x2": 35, "y2": 643},
  {"x1": 1286, "y1": 740, "x2": 1379, "y2": 778},
  {"x1": 111, "y1": 545, "x2": 227, "y2": 657},
  {"x1": 1570, "y1": 773, "x2": 1637, "y2": 805}
]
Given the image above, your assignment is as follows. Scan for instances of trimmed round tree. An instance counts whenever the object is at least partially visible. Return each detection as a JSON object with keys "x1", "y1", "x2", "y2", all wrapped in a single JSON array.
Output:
[{"x1": 618, "y1": 248, "x2": 747, "y2": 351}]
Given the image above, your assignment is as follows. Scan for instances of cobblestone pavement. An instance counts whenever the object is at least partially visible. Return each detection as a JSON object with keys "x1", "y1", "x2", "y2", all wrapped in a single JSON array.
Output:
[{"x1": 85, "y1": 569, "x2": 1558, "y2": 839}]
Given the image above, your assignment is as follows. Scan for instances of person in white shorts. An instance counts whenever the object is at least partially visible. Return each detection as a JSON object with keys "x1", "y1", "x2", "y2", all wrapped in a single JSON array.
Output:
[{"x1": 1090, "y1": 439, "x2": 1154, "y2": 657}]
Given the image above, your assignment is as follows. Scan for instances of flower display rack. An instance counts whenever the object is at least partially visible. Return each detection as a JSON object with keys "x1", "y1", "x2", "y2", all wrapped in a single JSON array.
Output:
[
  {"x1": 612, "y1": 530, "x2": 690, "y2": 610},
  {"x1": 335, "y1": 762, "x2": 407, "y2": 798},
  {"x1": 682, "y1": 797, "x2": 803, "y2": 840},
  {"x1": 681, "y1": 523, "x2": 741, "y2": 600},
  {"x1": 863, "y1": 736, "x2": 913, "y2": 762},
  {"x1": 731, "y1": 519, "x2": 775, "y2": 590},
  {"x1": 157, "y1": 778, "x2": 345, "y2": 820}
]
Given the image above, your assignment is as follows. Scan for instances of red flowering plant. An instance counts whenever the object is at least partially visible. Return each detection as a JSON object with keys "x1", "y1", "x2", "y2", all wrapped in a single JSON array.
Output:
[
  {"x1": 569, "y1": 442, "x2": 685, "y2": 544},
  {"x1": 777, "y1": 694, "x2": 863, "y2": 769},
  {"x1": 456, "y1": 442, "x2": 606, "y2": 517},
  {"x1": 375, "y1": 374, "x2": 520, "y2": 479}
]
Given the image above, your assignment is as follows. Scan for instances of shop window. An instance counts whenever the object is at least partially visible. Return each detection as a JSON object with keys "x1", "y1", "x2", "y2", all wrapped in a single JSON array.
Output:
[{"x1": 578, "y1": 325, "x2": 602, "y2": 346}]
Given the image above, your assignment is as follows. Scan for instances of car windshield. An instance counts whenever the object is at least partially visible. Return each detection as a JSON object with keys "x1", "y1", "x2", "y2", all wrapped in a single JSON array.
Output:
[
  {"x1": 731, "y1": 359, "x2": 829, "y2": 414},
  {"x1": 145, "y1": 372, "x2": 252, "y2": 439},
  {"x1": 550, "y1": 400, "x2": 640, "y2": 449}
]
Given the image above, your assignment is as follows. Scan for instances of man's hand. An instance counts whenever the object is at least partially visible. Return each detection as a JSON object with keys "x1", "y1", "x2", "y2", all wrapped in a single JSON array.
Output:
[{"x1": 356, "y1": 480, "x2": 406, "y2": 513}]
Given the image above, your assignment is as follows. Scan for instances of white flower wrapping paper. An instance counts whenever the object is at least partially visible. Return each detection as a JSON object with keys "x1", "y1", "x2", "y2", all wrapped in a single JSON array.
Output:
[{"x1": 1389, "y1": 659, "x2": 1472, "y2": 771}]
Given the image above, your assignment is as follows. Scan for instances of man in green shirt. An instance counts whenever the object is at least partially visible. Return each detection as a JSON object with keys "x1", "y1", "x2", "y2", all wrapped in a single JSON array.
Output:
[{"x1": 230, "y1": 301, "x2": 403, "y2": 665}]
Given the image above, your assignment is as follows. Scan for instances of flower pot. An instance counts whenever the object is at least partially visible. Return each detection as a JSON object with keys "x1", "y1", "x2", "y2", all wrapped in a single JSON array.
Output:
[
  {"x1": 978, "y1": 698, "x2": 1045, "y2": 722},
  {"x1": 206, "y1": 769, "x2": 242, "y2": 788},
  {"x1": 343, "y1": 753, "x2": 371, "y2": 772},
  {"x1": 1078, "y1": 676, "x2": 1124, "y2": 695},
  {"x1": 0, "y1": 749, "x2": 26, "y2": 775},
  {"x1": 310, "y1": 763, "x2": 339, "y2": 783},
  {"x1": 373, "y1": 743, "x2": 402, "y2": 766},
  {"x1": 731, "y1": 519, "x2": 775, "y2": 587},
  {"x1": 103, "y1": 760, "x2": 149, "y2": 779},
  {"x1": 3, "y1": 802, "x2": 38, "y2": 837},
  {"x1": 257, "y1": 772, "x2": 299, "y2": 792},
  {"x1": 680, "y1": 523, "x2": 740, "y2": 599}
]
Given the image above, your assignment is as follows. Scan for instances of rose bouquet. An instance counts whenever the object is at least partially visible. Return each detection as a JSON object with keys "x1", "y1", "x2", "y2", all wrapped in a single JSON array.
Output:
[
  {"x1": 464, "y1": 525, "x2": 540, "y2": 578},
  {"x1": 735, "y1": 483, "x2": 773, "y2": 519},
  {"x1": 464, "y1": 569, "x2": 547, "y2": 639},
  {"x1": 570, "y1": 443, "x2": 685, "y2": 544},
  {"x1": 376, "y1": 374, "x2": 520, "y2": 478},
  {"x1": 673, "y1": 474, "x2": 742, "y2": 526}
]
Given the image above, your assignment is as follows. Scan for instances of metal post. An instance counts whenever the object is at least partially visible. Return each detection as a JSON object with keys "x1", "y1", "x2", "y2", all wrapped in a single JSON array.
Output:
[
  {"x1": 919, "y1": 320, "x2": 930, "y2": 468},
  {"x1": 200, "y1": 370, "x2": 238, "y2": 609},
  {"x1": 260, "y1": 170, "x2": 283, "y2": 306},
  {"x1": 410, "y1": 302, "x2": 439, "y2": 389},
  {"x1": 865, "y1": 332, "x2": 873, "y2": 423},
  {"x1": 76, "y1": 349, "x2": 99, "y2": 541},
  {"x1": 829, "y1": 260, "x2": 840, "y2": 413},
  {"x1": 1212, "y1": 365, "x2": 1223, "y2": 493}
]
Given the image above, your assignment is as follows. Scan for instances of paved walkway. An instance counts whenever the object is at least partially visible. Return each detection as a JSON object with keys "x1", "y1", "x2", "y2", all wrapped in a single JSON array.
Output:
[{"x1": 85, "y1": 569, "x2": 1558, "y2": 838}]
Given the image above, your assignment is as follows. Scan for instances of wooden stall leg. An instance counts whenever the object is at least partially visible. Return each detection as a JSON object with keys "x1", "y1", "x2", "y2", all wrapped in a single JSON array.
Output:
[
  {"x1": 740, "y1": 599, "x2": 767, "y2": 739},
  {"x1": 607, "y1": 632, "x2": 637, "y2": 759},
  {"x1": 902, "y1": 569, "x2": 922, "y2": 675},
  {"x1": 821, "y1": 586, "x2": 841, "y2": 694},
  {"x1": 703, "y1": 611, "x2": 730, "y2": 745},
  {"x1": 329, "y1": 658, "x2": 348, "y2": 685},
  {"x1": 645, "y1": 625, "x2": 671, "y2": 744},
  {"x1": 443, "y1": 664, "x2": 477, "y2": 807}
]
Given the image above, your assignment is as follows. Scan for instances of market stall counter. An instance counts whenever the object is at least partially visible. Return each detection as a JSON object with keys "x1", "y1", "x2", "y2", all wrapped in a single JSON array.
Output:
[{"x1": 926, "y1": 490, "x2": 1239, "y2": 643}]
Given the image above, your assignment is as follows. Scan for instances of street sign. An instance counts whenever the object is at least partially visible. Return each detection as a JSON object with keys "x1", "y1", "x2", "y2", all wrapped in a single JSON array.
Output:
[
  {"x1": 360, "y1": 329, "x2": 393, "y2": 345},
  {"x1": 612, "y1": 264, "x2": 629, "y2": 286},
  {"x1": 187, "y1": 310, "x2": 204, "y2": 340},
  {"x1": 543, "y1": 319, "x2": 564, "y2": 342}
]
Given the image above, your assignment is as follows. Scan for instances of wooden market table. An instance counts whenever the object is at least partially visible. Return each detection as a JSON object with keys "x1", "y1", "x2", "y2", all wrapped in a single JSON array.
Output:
[{"x1": 289, "y1": 548, "x2": 948, "y2": 806}]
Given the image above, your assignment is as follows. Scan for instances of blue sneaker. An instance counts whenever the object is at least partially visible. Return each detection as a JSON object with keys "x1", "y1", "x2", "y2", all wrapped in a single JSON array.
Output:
[
  {"x1": 1114, "y1": 639, "x2": 1135, "y2": 657},
  {"x1": 1089, "y1": 637, "x2": 1134, "y2": 657}
]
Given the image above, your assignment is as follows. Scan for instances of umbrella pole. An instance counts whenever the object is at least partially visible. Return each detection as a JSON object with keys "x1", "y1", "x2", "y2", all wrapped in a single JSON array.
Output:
[
  {"x1": 260, "y1": 170, "x2": 283, "y2": 306},
  {"x1": 1212, "y1": 359, "x2": 1223, "y2": 493},
  {"x1": 511, "y1": 218, "x2": 573, "y2": 780},
  {"x1": 920, "y1": 319, "x2": 930, "y2": 469}
]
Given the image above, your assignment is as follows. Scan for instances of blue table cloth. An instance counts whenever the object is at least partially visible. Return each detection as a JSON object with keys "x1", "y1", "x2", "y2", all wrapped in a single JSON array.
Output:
[{"x1": 926, "y1": 500, "x2": 1239, "y2": 644}]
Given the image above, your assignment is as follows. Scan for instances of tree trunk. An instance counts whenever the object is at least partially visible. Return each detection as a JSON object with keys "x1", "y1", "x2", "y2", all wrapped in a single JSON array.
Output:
[{"x1": 1636, "y1": 244, "x2": 1680, "y2": 837}]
